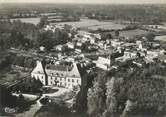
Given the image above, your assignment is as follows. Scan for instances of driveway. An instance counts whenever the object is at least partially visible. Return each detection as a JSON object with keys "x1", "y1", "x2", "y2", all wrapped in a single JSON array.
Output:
[{"x1": 14, "y1": 86, "x2": 70, "y2": 117}]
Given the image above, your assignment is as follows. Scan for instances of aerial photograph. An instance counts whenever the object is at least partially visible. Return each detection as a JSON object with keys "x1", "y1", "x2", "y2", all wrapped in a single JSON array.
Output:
[{"x1": 0, "y1": 0, "x2": 166, "y2": 117}]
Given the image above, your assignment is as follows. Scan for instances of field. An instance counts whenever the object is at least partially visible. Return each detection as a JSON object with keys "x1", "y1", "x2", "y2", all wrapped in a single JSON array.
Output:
[
  {"x1": 10, "y1": 17, "x2": 40, "y2": 25},
  {"x1": 9, "y1": 18, "x2": 126, "y2": 30},
  {"x1": 119, "y1": 29, "x2": 149, "y2": 38},
  {"x1": 52, "y1": 18, "x2": 126, "y2": 30},
  {"x1": 154, "y1": 35, "x2": 166, "y2": 42}
]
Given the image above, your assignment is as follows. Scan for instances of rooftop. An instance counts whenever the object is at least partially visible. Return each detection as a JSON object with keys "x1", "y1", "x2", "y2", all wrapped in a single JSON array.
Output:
[{"x1": 46, "y1": 64, "x2": 68, "y2": 71}]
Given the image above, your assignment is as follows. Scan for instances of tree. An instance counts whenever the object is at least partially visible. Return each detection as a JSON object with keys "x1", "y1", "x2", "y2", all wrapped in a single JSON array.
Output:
[
  {"x1": 115, "y1": 30, "x2": 119, "y2": 37},
  {"x1": 87, "y1": 82, "x2": 106, "y2": 117},
  {"x1": 38, "y1": 16, "x2": 48, "y2": 28},
  {"x1": 146, "y1": 33, "x2": 155, "y2": 42},
  {"x1": 87, "y1": 72, "x2": 107, "y2": 117}
]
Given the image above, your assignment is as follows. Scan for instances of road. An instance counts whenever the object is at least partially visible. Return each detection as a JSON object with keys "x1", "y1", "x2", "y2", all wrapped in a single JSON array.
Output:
[{"x1": 14, "y1": 87, "x2": 70, "y2": 117}]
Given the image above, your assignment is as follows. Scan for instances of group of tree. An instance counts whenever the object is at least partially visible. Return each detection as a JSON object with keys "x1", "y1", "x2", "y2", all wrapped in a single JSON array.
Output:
[
  {"x1": 13, "y1": 77, "x2": 43, "y2": 94},
  {"x1": 0, "y1": 18, "x2": 72, "y2": 51},
  {"x1": 35, "y1": 28, "x2": 70, "y2": 51},
  {"x1": 0, "y1": 85, "x2": 34, "y2": 115},
  {"x1": 86, "y1": 60, "x2": 166, "y2": 117},
  {"x1": 82, "y1": 4, "x2": 166, "y2": 25}
]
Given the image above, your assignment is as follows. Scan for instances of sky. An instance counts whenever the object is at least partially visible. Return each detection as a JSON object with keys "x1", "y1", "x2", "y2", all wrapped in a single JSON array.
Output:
[{"x1": 1, "y1": 0, "x2": 166, "y2": 4}]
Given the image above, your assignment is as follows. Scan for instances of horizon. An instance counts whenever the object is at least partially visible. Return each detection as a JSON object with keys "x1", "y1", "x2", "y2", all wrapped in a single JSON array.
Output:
[{"x1": 1, "y1": 0, "x2": 166, "y2": 4}]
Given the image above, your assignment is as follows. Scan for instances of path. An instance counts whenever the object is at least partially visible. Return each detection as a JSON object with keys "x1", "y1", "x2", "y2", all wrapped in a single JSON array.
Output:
[{"x1": 14, "y1": 87, "x2": 70, "y2": 117}]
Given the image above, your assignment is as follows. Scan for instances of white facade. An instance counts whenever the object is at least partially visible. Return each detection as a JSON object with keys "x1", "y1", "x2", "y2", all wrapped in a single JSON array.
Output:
[
  {"x1": 94, "y1": 57, "x2": 110, "y2": 70},
  {"x1": 45, "y1": 62, "x2": 81, "y2": 89},
  {"x1": 66, "y1": 42, "x2": 74, "y2": 49},
  {"x1": 31, "y1": 61, "x2": 46, "y2": 85}
]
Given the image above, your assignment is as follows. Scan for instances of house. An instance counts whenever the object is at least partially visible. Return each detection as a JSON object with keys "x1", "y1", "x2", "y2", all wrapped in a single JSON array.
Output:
[
  {"x1": 66, "y1": 42, "x2": 74, "y2": 49},
  {"x1": 52, "y1": 45, "x2": 65, "y2": 52},
  {"x1": 111, "y1": 40, "x2": 124, "y2": 47},
  {"x1": 94, "y1": 33, "x2": 101, "y2": 40},
  {"x1": 39, "y1": 46, "x2": 46, "y2": 52},
  {"x1": 75, "y1": 49, "x2": 82, "y2": 54},
  {"x1": 45, "y1": 63, "x2": 81, "y2": 89},
  {"x1": 76, "y1": 42, "x2": 82, "y2": 47},
  {"x1": 90, "y1": 38, "x2": 95, "y2": 44},
  {"x1": 116, "y1": 51, "x2": 137, "y2": 62},
  {"x1": 31, "y1": 61, "x2": 81, "y2": 89},
  {"x1": 93, "y1": 57, "x2": 110, "y2": 70},
  {"x1": 31, "y1": 61, "x2": 47, "y2": 85}
]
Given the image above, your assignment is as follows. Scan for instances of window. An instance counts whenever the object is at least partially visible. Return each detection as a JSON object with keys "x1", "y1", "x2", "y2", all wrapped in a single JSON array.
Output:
[
  {"x1": 72, "y1": 79, "x2": 74, "y2": 83},
  {"x1": 41, "y1": 76, "x2": 43, "y2": 79},
  {"x1": 77, "y1": 80, "x2": 79, "y2": 83},
  {"x1": 68, "y1": 79, "x2": 70, "y2": 82}
]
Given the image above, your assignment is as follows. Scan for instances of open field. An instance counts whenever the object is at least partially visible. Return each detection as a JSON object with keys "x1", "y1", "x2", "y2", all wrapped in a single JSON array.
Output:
[
  {"x1": 9, "y1": 18, "x2": 126, "y2": 30},
  {"x1": 10, "y1": 17, "x2": 40, "y2": 25},
  {"x1": 119, "y1": 29, "x2": 149, "y2": 38},
  {"x1": 154, "y1": 35, "x2": 166, "y2": 42},
  {"x1": 52, "y1": 18, "x2": 126, "y2": 30}
]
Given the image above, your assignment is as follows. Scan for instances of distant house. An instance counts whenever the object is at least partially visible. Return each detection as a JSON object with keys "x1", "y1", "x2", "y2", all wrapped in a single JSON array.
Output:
[
  {"x1": 116, "y1": 51, "x2": 137, "y2": 62},
  {"x1": 75, "y1": 49, "x2": 82, "y2": 54},
  {"x1": 52, "y1": 45, "x2": 65, "y2": 52},
  {"x1": 111, "y1": 40, "x2": 124, "y2": 47},
  {"x1": 66, "y1": 42, "x2": 74, "y2": 49},
  {"x1": 93, "y1": 57, "x2": 110, "y2": 70},
  {"x1": 94, "y1": 33, "x2": 101, "y2": 40},
  {"x1": 39, "y1": 46, "x2": 46, "y2": 52},
  {"x1": 76, "y1": 42, "x2": 82, "y2": 47},
  {"x1": 90, "y1": 38, "x2": 95, "y2": 44}
]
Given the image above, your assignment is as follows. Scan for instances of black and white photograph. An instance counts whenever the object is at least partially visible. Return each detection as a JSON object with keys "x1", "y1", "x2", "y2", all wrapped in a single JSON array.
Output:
[{"x1": 0, "y1": 0, "x2": 166, "y2": 117}]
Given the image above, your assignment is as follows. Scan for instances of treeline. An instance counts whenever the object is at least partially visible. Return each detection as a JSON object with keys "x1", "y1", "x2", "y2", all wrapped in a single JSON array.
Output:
[
  {"x1": 1, "y1": 4, "x2": 166, "y2": 25},
  {"x1": 79, "y1": 4, "x2": 166, "y2": 25},
  {"x1": 0, "y1": 52, "x2": 36, "y2": 70},
  {"x1": 0, "y1": 20, "x2": 38, "y2": 50},
  {"x1": 0, "y1": 19, "x2": 73, "y2": 51}
]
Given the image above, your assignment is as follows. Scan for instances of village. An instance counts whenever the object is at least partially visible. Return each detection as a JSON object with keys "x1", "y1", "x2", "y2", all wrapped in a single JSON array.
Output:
[
  {"x1": 1, "y1": 3, "x2": 166, "y2": 117},
  {"x1": 6, "y1": 22, "x2": 166, "y2": 95}
]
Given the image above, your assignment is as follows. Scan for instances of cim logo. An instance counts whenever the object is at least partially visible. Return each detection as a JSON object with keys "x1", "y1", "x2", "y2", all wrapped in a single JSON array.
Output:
[{"x1": 4, "y1": 107, "x2": 18, "y2": 114}]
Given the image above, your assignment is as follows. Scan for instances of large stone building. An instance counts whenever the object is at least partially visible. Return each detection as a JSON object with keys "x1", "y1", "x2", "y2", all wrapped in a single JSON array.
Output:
[{"x1": 31, "y1": 61, "x2": 81, "y2": 89}]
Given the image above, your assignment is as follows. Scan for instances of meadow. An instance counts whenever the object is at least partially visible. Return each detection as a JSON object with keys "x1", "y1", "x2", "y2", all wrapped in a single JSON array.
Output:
[
  {"x1": 10, "y1": 17, "x2": 40, "y2": 25},
  {"x1": 154, "y1": 35, "x2": 166, "y2": 42},
  {"x1": 52, "y1": 18, "x2": 126, "y2": 30}
]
